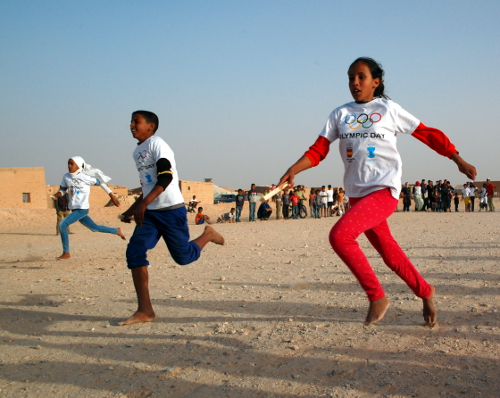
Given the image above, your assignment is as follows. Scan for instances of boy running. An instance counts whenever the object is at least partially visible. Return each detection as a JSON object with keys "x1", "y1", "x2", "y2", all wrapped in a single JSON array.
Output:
[{"x1": 119, "y1": 110, "x2": 224, "y2": 326}]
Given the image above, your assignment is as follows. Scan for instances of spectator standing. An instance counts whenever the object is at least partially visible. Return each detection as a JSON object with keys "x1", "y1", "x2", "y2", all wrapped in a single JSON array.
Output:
[
  {"x1": 486, "y1": 179, "x2": 495, "y2": 211},
  {"x1": 275, "y1": 191, "x2": 283, "y2": 219},
  {"x1": 421, "y1": 179, "x2": 428, "y2": 210},
  {"x1": 248, "y1": 183, "x2": 258, "y2": 222},
  {"x1": 454, "y1": 192, "x2": 460, "y2": 212},
  {"x1": 55, "y1": 192, "x2": 72, "y2": 235},
  {"x1": 401, "y1": 182, "x2": 411, "y2": 212},
  {"x1": 461, "y1": 183, "x2": 471, "y2": 212},
  {"x1": 326, "y1": 185, "x2": 334, "y2": 216},
  {"x1": 282, "y1": 188, "x2": 291, "y2": 219},
  {"x1": 413, "y1": 181, "x2": 424, "y2": 211},
  {"x1": 479, "y1": 183, "x2": 488, "y2": 211},
  {"x1": 235, "y1": 189, "x2": 245, "y2": 222},
  {"x1": 319, "y1": 186, "x2": 328, "y2": 217},
  {"x1": 290, "y1": 190, "x2": 300, "y2": 219},
  {"x1": 469, "y1": 182, "x2": 476, "y2": 212}
]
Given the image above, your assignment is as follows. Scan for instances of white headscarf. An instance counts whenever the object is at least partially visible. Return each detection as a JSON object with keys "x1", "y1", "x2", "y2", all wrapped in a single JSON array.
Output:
[{"x1": 70, "y1": 156, "x2": 111, "y2": 184}]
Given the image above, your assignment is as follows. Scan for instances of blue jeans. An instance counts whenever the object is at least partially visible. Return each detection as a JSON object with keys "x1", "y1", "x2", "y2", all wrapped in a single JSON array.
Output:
[
  {"x1": 59, "y1": 209, "x2": 118, "y2": 253},
  {"x1": 249, "y1": 201, "x2": 256, "y2": 221},
  {"x1": 236, "y1": 206, "x2": 242, "y2": 222},
  {"x1": 292, "y1": 204, "x2": 299, "y2": 219}
]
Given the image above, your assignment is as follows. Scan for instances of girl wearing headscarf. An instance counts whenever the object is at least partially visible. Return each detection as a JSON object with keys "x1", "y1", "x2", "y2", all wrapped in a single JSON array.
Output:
[
  {"x1": 413, "y1": 181, "x2": 424, "y2": 211},
  {"x1": 52, "y1": 156, "x2": 126, "y2": 260}
]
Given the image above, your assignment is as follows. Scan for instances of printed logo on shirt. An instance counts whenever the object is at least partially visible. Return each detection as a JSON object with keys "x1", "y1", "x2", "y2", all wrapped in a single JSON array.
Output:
[
  {"x1": 346, "y1": 142, "x2": 354, "y2": 163},
  {"x1": 367, "y1": 143, "x2": 376, "y2": 159},
  {"x1": 345, "y1": 112, "x2": 382, "y2": 130},
  {"x1": 135, "y1": 150, "x2": 148, "y2": 165}
]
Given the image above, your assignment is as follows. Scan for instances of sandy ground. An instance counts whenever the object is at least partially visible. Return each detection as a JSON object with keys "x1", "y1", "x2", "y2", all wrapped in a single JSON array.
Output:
[{"x1": 0, "y1": 201, "x2": 499, "y2": 398}]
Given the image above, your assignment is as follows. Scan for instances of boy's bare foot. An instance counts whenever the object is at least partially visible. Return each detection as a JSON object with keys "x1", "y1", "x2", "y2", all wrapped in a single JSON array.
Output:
[
  {"x1": 56, "y1": 252, "x2": 71, "y2": 260},
  {"x1": 205, "y1": 225, "x2": 225, "y2": 245},
  {"x1": 423, "y1": 285, "x2": 437, "y2": 327},
  {"x1": 118, "y1": 310, "x2": 155, "y2": 326},
  {"x1": 364, "y1": 296, "x2": 390, "y2": 326},
  {"x1": 117, "y1": 228, "x2": 127, "y2": 240}
]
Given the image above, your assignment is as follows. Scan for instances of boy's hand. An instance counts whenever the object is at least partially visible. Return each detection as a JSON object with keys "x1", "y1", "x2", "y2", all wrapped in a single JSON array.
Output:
[{"x1": 133, "y1": 201, "x2": 148, "y2": 227}]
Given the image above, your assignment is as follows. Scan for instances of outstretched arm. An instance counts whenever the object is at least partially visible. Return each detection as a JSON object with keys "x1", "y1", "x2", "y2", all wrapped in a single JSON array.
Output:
[
  {"x1": 278, "y1": 136, "x2": 331, "y2": 187},
  {"x1": 278, "y1": 155, "x2": 313, "y2": 188},
  {"x1": 411, "y1": 122, "x2": 477, "y2": 180}
]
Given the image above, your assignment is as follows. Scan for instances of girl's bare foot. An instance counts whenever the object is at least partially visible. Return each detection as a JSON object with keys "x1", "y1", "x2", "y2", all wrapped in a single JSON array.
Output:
[
  {"x1": 423, "y1": 285, "x2": 437, "y2": 327},
  {"x1": 56, "y1": 252, "x2": 71, "y2": 260},
  {"x1": 205, "y1": 225, "x2": 225, "y2": 245},
  {"x1": 364, "y1": 296, "x2": 390, "y2": 326},
  {"x1": 117, "y1": 228, "x2": 127, "y2": 240},
  {"x1": 118, "y1": 310, "x2": 155, "y2": 326}
]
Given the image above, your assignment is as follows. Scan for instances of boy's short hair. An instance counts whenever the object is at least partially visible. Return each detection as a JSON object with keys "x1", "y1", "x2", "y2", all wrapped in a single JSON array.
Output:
[
  {"x1": 133, "y1": 110, "x2": 159, "y2": 133},
  {"x1": 198, "y1": 207, "x2": 203, "y2": 211}
]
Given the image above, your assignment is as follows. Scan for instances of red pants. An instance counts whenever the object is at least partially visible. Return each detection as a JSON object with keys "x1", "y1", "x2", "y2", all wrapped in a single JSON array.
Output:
[{"x1": 329, "y1": 189, "x2": 431, "y2": 302}]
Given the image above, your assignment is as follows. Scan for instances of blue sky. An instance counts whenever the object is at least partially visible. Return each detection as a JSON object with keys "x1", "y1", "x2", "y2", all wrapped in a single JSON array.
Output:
[{"x1": 1, "y1": 1, "x2": 499, "y2": 190}]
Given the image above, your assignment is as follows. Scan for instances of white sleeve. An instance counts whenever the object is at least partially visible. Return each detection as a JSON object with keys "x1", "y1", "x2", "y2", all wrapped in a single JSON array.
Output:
[{"x1": 100, "y1": 183, "x2": 112, "y2": 195}]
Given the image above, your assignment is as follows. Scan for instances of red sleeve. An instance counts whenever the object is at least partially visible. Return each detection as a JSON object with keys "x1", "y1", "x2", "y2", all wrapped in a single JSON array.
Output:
[
  {"x1": 411, "y1": 122, "x2": 458, "y2": 159},
  {"x1": 304, "y1": 136, "x2": 331, "y2": 167}
]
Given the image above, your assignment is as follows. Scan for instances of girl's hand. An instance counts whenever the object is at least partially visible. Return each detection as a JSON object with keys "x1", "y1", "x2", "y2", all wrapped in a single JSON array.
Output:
[
  {"x1": 278, "y1": 155, "x2": 313, "y2": 188},
  {"x1": 109, "y1": 193, "x2": 121, "y2": 207},
  {"x1": 451, "y1": 153, "x2": 477, "y2": 180}
]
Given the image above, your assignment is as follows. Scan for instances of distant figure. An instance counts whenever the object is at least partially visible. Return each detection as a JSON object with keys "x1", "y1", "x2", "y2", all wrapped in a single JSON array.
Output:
[
  {"x1": 413, "y1": 181, "x2": 424, "y2": 211},
  {"x1": 195, "y1": 207, "x2": 212, "y2": 225},
  {"x1": 248, "y1": 183, "x2": 258, "y2": 222},
  {"x1": 257, "y1": 200, "x2": 272, "y2": 220},
  {"x1": 218, "y1": 208, "x2": 236, "y2": 223},
  {"x1": 235, "y1": 189, "x2": 245, "y2": 222},
  {"x1": 54, "y1": 192, "x2": 72, "y2": 235},
  {"x1": 53, "y1": 156, "x2": 125, "y2": 260},
  {"x1": 401, "y1": 182, "x2": 411, "y2": 212},
  {"x1": 187, "y1": 195, "x2": 200, "y2": 212},
  {"x1": 486, "y1": 179, "x2": 495, "y2": 211},
  {"x1": 479, "y1": 184, "x2": 488, "y2": 211}
]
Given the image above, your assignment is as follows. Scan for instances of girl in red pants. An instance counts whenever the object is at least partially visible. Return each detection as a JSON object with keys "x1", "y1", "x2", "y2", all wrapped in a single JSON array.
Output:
[{"x1": 279, "y1": 57, "x2": 476, "y2": 326}]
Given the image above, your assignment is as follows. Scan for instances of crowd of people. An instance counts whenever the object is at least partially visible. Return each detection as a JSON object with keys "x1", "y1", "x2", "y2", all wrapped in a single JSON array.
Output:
[
  {"x1": 401, "y1": 179, "x2": 496, "y2": 212},
  {"x1": 186, "y1": 178, "x2": 497, "y2": 226}
]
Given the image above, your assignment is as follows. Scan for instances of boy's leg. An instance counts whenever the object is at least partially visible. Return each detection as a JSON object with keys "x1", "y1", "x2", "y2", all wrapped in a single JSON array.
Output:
[
  {"x1": 160, "y1": 207, "x2": 224, "y2": 265},
  {"x1": 119, "y1": 266, "x2": 155, "y2": 326},
  {"x1": 120, "y1": 214, "x2": 162, "y2": 325}
]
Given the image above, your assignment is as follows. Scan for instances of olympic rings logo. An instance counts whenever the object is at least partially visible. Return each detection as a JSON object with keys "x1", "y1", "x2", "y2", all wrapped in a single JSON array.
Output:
[{"x1": 344, "y1": 112, "x2": 382, "y2": 129}]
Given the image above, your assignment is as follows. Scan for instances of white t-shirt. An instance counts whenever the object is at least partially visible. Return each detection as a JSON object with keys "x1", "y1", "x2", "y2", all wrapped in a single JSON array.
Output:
[
  {"x1": 326, "y1": 189, "x2": 334, "y2": 202},
  {"x1": 133, "y1": 136, "x2": 184, "y2": 210},
  {"x1": 320, "y1": 98, "x2": 420, "y2": 200},
  {"x1": 60, "y1": 172, "x2": 103, "y2": 210},
  {"x1": 319, "y1": 191, "x2": 328, "y2": 204}
]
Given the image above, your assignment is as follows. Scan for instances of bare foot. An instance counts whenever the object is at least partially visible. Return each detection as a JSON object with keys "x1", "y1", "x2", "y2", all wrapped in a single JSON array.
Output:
[
  {"x1": 205, "y1": 225, "x2": 225, "y2": 245},
  {"x1": 56, "y1": 252, "x2": 71, "y2": 260},
  {"x1": 364, "y1": 296, "x2": 390, "y2": 326},
  {"x1": 423, "y1": 285, "x2": 437, "y2": 327},
  {"x1": 118, "y1": 310, "x2": 155, "y2": 326},
  {"x1": 117, "y1": 228, "x2": 127, "y2": 241}
]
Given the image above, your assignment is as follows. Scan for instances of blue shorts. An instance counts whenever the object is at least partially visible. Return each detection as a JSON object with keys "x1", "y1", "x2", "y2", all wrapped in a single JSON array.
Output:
[{"x1": 126, "y1": 207, "x2": 201, "y2": 268}]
